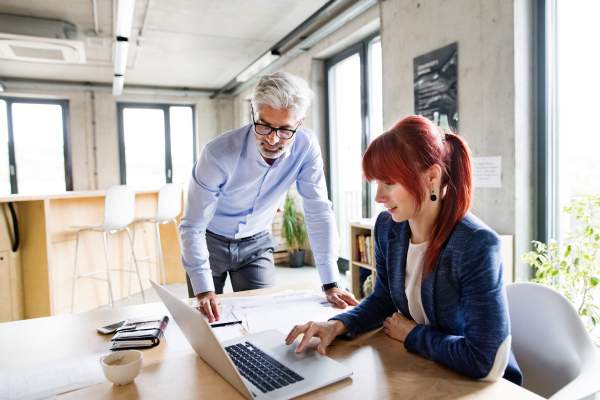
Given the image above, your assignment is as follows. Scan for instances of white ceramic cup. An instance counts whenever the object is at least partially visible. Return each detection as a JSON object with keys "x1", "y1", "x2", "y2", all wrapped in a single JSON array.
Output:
[{"x1": 99, "y1": 350, "x2": 143, "y2": 385}]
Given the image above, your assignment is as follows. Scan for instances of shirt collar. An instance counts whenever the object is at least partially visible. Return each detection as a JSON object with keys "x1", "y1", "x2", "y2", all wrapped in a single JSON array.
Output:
[{"x1": 244, "y1": 124, "x2": 264, "y2": 162}]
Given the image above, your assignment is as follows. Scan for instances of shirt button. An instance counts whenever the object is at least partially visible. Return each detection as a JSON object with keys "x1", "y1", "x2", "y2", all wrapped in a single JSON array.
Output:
[{"x1": 256, "y1": 203, "x2": 259, "y2": 206}]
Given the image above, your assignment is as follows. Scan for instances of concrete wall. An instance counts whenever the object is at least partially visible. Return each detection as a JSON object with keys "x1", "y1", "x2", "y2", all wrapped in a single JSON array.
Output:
[
  {"x1": 233, "y1": 0, "x2": 535, "y2": 279},
  {"x1": 1, "y1": 88, "x2": 234, "y2": 191},
  {"x1": 381, "y1": 0, "x2": 533, "y2": 280}
]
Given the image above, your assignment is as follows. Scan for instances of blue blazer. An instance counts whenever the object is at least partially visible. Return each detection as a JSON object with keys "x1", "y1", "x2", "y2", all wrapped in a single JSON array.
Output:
[{"x1": 332, "y1": 211, "x2": 523, "y2": 385}]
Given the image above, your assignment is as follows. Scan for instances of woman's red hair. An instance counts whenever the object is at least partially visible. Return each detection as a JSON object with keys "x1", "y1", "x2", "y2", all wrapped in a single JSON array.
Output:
[{"x1": 362, "y1": 115, "x2": 473, "y2": 277}]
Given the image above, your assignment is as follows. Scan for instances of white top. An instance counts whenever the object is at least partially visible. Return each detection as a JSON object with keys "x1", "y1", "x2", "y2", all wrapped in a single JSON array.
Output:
[{"x1": 405, "y1": 240, "x2": 430, "y2": 325}]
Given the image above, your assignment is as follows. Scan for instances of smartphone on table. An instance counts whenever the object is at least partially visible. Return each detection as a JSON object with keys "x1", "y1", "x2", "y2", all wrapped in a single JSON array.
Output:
[{"x1": 96, "y1": 321, "x2": 125, "y2": 334}]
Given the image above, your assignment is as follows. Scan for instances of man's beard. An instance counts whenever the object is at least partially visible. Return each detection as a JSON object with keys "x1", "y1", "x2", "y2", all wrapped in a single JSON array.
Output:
[{"x1": 255, "y1": 137, "x2": 286, "y2": 159}]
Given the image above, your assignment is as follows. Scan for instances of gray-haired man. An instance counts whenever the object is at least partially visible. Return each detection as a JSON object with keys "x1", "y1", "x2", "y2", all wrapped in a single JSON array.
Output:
[{"x1": 180, "y1": 72, "x2": 357, "y2": 322}]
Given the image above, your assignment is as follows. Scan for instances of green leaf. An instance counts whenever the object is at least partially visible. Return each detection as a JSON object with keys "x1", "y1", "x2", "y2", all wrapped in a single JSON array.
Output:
[
  {"x1": 551, "y1": 269, "x2": 559, "y2": 276},
  {"x1": 591, "y1": 277, "x2": 599, "y2": 287}
]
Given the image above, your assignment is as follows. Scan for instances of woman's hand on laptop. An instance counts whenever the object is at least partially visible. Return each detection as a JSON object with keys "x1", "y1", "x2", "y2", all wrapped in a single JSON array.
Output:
[
  {"x1": 285, "y1": 320, "x2": 348, "y2": 355},
  {"x1": 196, "y1": 291, "x2": 222, "y2": 323}
]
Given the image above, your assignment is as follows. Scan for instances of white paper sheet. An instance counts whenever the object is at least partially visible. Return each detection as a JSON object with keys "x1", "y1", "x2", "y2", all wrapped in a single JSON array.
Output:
[
  {"x1": 190, "y1": 300, "x2": 240, "y2": 325},
  {"x1": 473, "y1": 156, "x2": 502, "y2": 188},
  {"x1": 244, "y1": 306, "x2": 339, "y2": 335},
  {"x1": 211, "y1": 325, "x2": 246, "y2": 342},
  {"x1": 185, "y1": 290, "x2": 339, "y2": 337},
  {"x1": 0, "y1": 349, "x2": 108, "y2": 400},
  {"x1": 164, "y1": 319, "x2": 193, "y2": 352}
]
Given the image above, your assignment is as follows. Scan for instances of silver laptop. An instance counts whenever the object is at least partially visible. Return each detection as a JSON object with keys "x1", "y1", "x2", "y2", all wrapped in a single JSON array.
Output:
[{"x1": 150, "y1": 280, "x2": 352, "y2": 399}]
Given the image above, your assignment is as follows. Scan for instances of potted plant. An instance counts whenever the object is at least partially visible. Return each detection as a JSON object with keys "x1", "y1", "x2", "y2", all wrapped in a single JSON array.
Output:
[
  {"x1": 523, "y1": 194, "x2": 600, "y2": 345},
  {"x1": 281, "y1": 191, "x2": 308, "y2": 268}
]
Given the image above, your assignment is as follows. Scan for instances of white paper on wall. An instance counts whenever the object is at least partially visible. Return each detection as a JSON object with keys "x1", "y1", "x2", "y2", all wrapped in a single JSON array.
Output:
[{"x1": 472, "y1": 156, "x2": 502, "y2": 188}]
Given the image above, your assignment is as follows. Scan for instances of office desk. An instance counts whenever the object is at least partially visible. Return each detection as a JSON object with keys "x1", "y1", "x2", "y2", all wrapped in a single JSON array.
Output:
[{"x1": 0, "y1": 283, "x2": 542, "y2": 399}]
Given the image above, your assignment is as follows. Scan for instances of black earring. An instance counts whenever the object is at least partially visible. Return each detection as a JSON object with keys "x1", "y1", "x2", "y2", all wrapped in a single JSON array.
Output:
[{"x1": 430, "y1": 189, "x2": 437, "y2": 202}]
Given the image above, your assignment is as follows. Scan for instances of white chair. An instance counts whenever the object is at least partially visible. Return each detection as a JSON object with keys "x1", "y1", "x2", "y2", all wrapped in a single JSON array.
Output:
[
  {"x1": 129, "y1": 184, "x2": 183, "y2": 294},
  {"x1": 506, "y1": 282, "x2": 600, "y2": 400},
  {"x1": 71, "y1": 185, "x2": 145, "y2": 312}
]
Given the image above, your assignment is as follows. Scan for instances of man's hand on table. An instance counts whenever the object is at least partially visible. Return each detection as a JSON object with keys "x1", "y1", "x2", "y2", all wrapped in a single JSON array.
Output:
[
  {"x1": 325, "y1": 287, "x2": 359, "y2": 309},
  {"x1": 196, "y1": 291, "x2": 222, "y2": 323}
]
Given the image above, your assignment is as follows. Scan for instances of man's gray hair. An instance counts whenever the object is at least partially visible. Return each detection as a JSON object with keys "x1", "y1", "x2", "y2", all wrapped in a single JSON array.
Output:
[{"x1": 251, "y1": 72, "x2": 314, "y2": 119}]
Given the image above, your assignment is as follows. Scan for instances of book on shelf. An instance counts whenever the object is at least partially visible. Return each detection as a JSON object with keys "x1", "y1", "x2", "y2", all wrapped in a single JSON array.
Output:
[
  {"x1": 365, "y1": 235, "x2": 371, "y2": 265},
  {"x1": 355, "y1": 234, "x2": 372, "y2": 264}
]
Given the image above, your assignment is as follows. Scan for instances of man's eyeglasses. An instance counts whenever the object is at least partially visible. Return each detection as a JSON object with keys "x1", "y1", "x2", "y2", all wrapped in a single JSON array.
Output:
[{"x1": 251, "y1": 111, "x2": 301, "y2": 140}]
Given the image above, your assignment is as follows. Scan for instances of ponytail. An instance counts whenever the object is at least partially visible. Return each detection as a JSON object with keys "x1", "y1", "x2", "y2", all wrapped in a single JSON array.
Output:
[
  {"x1": 362, "y1": 116, "x2": 474, "y2": 278},
  {"x1": 423, "y1": 132, "x2": 473, "y2": 277}
]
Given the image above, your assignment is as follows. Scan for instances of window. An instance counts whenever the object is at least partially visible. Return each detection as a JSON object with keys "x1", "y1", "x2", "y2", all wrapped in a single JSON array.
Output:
[
  {"x1": 539, "y1": 0, "x2": 600, "y2": 242},
  {"x1": 117, "y1": 103, "x2": 196, "y2": 188},
  {"x1": 325, "y1": 33, "x2": 382, "y2": 264},
  {"x1": 0, "y1": 97, "x2": 72, "y2": 195}
]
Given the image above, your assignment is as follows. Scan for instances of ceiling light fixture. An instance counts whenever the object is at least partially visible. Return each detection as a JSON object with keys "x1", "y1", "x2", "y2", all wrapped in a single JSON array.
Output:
[
  {"x1": 113, "y1": 76, "x2": 124, "y2": 96},
  {"x1": 116, "y1": 0, "x2": 136, "y2": 39},
  {"x1": 114, "y1": 39, "x2": 129, "y2": 76},
  {"x1": 235, "y1": 52, "x2": 280, "y2": 83},
  {"x1": 112, "y1": 0, "x2": 136, "y2": 96}
]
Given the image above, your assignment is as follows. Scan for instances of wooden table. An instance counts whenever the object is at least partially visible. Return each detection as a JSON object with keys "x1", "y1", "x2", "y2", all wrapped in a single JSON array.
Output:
[{"x1": 0, "y1": 283, "x2": 543, "y2": 399}]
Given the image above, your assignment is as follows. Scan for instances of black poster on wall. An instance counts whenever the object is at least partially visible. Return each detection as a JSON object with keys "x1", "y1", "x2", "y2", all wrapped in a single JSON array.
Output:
[{"x1": 413, "y1": 42, "x2": 458, "y2": 132}]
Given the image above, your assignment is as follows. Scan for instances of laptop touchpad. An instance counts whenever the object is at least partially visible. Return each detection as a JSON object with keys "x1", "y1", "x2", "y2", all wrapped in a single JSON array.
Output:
[{"x1": 270, "y1": 343, "x2": 318, "y2": 363}]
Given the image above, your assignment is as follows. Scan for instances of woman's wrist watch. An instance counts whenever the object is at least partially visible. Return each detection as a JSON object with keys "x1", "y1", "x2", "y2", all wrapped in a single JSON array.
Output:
[{"x1": 321, "y1": 281, "x2": 341, "y2": 292}]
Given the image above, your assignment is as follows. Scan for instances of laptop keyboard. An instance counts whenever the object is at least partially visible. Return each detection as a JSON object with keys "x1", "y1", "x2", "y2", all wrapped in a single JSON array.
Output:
[{"x1": 225, "y1": 341, "x2": 305, "y2": 393}]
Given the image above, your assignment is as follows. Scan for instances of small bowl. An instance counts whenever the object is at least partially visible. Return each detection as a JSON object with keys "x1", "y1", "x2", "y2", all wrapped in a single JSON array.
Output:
[{"x1": 100, "y1": 350, "x2": 143, "y2": 385}]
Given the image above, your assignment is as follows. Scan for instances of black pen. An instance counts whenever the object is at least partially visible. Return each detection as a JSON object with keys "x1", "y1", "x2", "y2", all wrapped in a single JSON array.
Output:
[{"x1": 211, "y1": 320, "x2": 242, "y2": 328}]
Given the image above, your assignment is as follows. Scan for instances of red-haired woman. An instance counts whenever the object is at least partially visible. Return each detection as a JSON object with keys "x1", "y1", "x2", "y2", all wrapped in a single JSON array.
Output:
[{"x1": 285, "y1": 115, "x2": 522, "y2": 385}]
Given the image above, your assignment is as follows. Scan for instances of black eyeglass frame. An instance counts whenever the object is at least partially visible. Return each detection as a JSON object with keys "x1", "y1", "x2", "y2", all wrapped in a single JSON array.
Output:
[{"x1": 251, "y1": 111, "x2": 301, "y2": 140}]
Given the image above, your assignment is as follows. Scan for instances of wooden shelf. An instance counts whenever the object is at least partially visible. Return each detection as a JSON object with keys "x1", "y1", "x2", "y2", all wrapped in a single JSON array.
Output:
[
  {"x1": 352, "y1": 261, "x2": 374, "y2": 270},
  {"x1": 349, "y1": 220, "x2": 376, "y2": 301}
]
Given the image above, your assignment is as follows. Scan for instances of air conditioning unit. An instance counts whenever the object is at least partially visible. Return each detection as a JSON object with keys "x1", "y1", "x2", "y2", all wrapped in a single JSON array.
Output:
[{"x1": 0, "y1": 32, "x2": 86, "y2": 64}]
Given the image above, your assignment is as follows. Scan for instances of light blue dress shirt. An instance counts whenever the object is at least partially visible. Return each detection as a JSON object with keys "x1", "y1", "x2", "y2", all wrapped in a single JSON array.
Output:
[{"x1": 180, "y1": 124, "x2": 340, "y2": 295}]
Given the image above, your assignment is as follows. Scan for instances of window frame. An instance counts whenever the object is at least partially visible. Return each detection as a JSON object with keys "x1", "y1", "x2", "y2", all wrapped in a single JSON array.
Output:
[
  {"x1": 534, "y1": 0, "x2": 558, "y2": 244},
  {"x1": 324, "y1": 32, "x2": 380, "y2": 220},
  {"x1": 0, "y1": 96, "x2": 73, "y2": 194},
  {"x1": 117, "y1": 102, "x2": 197, "y2": 185}
]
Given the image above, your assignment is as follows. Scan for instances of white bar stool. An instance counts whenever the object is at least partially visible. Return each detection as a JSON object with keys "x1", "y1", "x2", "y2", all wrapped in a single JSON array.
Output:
[
  {"x1": 71, "y1": 185, "x2": 145, "y2": 313},
  {"x1": 129, "y1": 184, "x2": 183, "y2": 294}
]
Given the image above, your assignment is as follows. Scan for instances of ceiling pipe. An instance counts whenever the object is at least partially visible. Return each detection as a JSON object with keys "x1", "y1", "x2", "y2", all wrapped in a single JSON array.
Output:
[
  {"x1": 132, "y1": 0, "x2": 152, "y2": 69},
  {"x1": 228, "y1": 0, "x2": 381, "y2": 98},
  {"x1": 92, "y1": 0, "x2": 99, "y2": 35},
  {"x1": 210, "y1": 0, "x2": 345, "y2": 99},
  {"x1": 270, "y1": 0, "x2": 345, "y2": 55},
  {"x1": 0, "y1": 78, "x2": 215, "y2": 97}
]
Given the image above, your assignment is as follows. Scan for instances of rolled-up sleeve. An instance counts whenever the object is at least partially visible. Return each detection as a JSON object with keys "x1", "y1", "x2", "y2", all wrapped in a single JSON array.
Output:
[
  {"x1": 180, "y1": 146, "x2": 226, "y2": 295},
  {"x1": 295, "y1": 138, "x2": 340, "y2": 285}
]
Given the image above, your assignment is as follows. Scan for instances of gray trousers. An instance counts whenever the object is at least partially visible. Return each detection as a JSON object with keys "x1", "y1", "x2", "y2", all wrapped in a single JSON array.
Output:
[{"x1": 186, "y1": 229, "x2": 277, "y2": 297}]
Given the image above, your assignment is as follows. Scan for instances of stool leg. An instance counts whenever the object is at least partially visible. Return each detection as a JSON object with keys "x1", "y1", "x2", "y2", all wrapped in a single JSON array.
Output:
[
  {"x1": 173, "y1": 219, "x2": 182, "y2": 250},
  {"x1": 71, "y1": 230, "x2": 82, "y2": 314},
  {"x1": 128, "y1": 221, "x2": 137, "y2": 298},
  {"x1": 155, "y1": 222, "x2": 166, "y2": 286},
  {"x1": 103, "y1": 231, "x2": 115, "y2": 308},
  {"x1": 126, "y1": 227, "x2": 146, "y2": 304}
]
